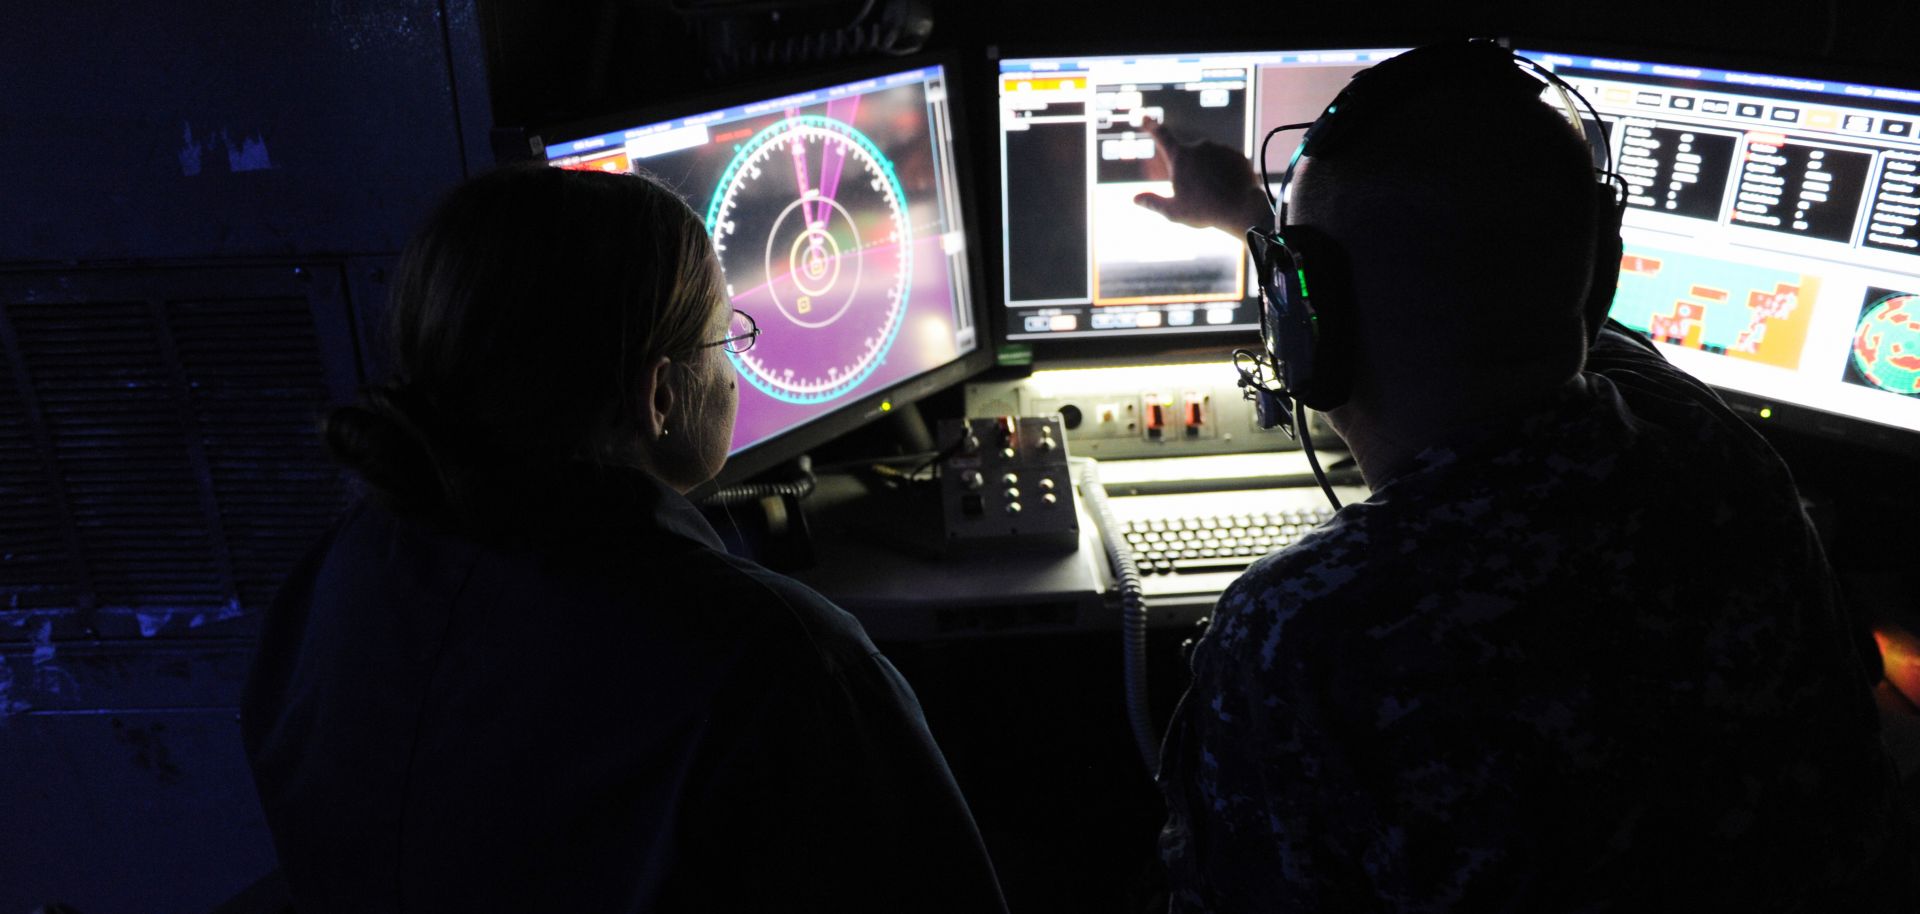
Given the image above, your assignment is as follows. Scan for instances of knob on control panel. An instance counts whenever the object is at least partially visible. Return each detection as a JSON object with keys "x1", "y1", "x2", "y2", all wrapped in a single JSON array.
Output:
[{"x1": 938, "y1": 414, "x2": 1078, "y2": 551}]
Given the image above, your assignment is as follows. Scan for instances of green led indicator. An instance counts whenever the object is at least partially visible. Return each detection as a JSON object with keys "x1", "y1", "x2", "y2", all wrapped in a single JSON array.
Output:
[
  {"x1": 1296, "y1": 271, "x2": 1310, "y2": 299},
  {"x1": 1759, "y1": 407, "x2": 1773, "y2": 419}
]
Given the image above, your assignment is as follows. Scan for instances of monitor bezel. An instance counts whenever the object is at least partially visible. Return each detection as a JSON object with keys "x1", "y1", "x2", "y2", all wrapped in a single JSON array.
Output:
[
  {"x1": 530, "y1": 52, "x2": 998, "y2": 486},
  {"x1": 1512, "y1": 37, "x2": 1920, "y2": 453},
  {"x1": 981, "y1": 38, "x2": 1428, "y2": 362},
  {"x1": 1508, "y1": 35, "x2": 1920, "y2": 105}
]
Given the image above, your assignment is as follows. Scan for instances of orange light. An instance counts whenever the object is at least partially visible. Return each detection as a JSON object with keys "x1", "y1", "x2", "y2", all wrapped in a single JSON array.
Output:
[
  {"x1": 1874, "y1": 625, "x2": 1920, "y2": 709},
  {"x1": 1003, "y1": 77, "x2": 1081, "y2": 92}
]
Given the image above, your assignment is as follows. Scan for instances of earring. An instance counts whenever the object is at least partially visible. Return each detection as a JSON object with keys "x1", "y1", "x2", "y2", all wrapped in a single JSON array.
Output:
[{"x1": 659, "y1": 426, "x2": 671, "y2": 439}]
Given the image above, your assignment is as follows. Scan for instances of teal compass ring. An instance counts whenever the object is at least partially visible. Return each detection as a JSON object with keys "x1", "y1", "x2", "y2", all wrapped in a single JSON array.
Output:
[{"x1": 705, "y1": 114, "x2": 913, "y2": 405}]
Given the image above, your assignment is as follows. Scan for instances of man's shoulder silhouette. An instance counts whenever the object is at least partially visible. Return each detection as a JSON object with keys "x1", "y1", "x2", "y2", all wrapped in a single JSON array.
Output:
[{"x1": 1163, "y1": 329, "x2": 1901, "y2": 912}]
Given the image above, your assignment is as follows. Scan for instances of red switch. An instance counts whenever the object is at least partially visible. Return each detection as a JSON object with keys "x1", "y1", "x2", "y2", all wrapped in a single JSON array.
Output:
[{"x1": 995, "y1": 415, "x2": 1017, "y2": 445}]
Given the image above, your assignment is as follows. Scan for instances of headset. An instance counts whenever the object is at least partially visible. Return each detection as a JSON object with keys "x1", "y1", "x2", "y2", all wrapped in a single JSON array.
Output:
[{"x1": 1233, "y1": 39, "x2": 1628, "y2": 507}]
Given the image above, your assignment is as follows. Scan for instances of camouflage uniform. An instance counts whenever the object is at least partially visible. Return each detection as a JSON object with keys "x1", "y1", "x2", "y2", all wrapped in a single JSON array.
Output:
[{"x1": 1160, "y1": 327, "x2": 1906, "y2": 912}]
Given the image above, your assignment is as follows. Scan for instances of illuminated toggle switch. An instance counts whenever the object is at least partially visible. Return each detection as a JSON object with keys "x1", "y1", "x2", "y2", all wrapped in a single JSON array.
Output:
[
  {"x1": 1145, "y1": 397, "x2": 1167, "y2": 439},
  {"x1": 1038, "y1": 478, "x2": 1056, "y2": 491},
  {"x1": 1005, "y1": 487, "x2": 1021, "y2": 500},
  {"x1": 1005, "y1": 502, "x2": 1023, "y2": 515},
  {"x1": 1042, "y1": 493, "x2": 1058, "y2": 506},
  {"x1": 1002, "y1": 473, "x2": 1019, "y2": 485},
  {"x1": 1184, "y1": 395, "x2": 1206, "y2": 437}
]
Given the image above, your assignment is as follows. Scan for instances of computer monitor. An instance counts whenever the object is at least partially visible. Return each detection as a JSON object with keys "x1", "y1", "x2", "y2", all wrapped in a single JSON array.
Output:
[
  {"x1": 538, "y1": 60, "x2": 990, "y2": 482},
  {"x1": 1518, "y1": 45, "x2": 1920, "y2": 447},
  {"x1": 996, "y1": 47, "x2": 1409, "y2": 342}
]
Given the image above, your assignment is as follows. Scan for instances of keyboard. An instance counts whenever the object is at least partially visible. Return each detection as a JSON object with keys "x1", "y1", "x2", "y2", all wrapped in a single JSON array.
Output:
[
  {"x1": 1121, "y1": 507, "x2": 1335, "y2": 576},
  {"x1": 1099, "y1": 485, "x2": 1363, "y2": 599}
]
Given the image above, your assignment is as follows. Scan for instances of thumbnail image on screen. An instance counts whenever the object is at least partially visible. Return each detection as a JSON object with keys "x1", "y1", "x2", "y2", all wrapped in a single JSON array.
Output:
[
  {"x1": 997, "y1": 48, "x2": 1408, "y2": 340},
  {"x1": 544, "y1": 65, "x2": 977, "y2": 457},
  {"x1": 1521, "y1": 49, "x2": 1920, "y2": 439}
]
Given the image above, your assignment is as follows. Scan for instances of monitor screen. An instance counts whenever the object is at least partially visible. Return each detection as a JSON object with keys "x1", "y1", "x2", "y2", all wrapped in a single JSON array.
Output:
[
  {"x1": 1520, "y1": 47, "x2": 1920, "y2": 443},
  {"x1": 541, "y1": 63, "x2": 983, "y2": 479},
  {"x1": 996, "y1": 47, "x2": 1409, "y2": 341}
]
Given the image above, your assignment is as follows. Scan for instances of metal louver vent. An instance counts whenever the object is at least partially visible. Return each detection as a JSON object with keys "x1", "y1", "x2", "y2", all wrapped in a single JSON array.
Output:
[
  {"x1": 0, "y1": 267, "x2": 357, "y2": 641},
  {"x1": 0, "y1": 332, "x2": 80, "y2": 620},
  {"x1": 9, "y1": 301, "x2": 228, "y2": 619},
  {"x1": 169, "y1": 298, "x2": 341, "y2": 611}
]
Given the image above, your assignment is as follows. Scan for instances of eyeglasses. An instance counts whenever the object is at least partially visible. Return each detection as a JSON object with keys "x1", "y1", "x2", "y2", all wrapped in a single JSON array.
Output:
[{"x1": 702, "y1": 308, "x2": 760, "y2": 353}]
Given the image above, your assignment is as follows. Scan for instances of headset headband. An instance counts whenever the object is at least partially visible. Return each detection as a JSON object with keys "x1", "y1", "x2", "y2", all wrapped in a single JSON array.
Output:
[{"x1": 1276, "y1": 40, "x2": 1621, "y2": 231}]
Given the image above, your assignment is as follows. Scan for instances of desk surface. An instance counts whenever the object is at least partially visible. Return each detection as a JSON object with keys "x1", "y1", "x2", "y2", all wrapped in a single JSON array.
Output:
[
  {"x1": 788, "y1": 463, "x2": 1358, "y2": 640},
  {"x1": 791, "y1": 469, "x2": 1115, "y2": 641}
]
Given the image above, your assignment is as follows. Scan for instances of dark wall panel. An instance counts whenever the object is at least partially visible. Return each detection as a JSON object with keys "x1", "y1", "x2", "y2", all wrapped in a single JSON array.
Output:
[
  {"x1": 0, "y1": 1, "x2": 475, "y2": 262},
  {"x1": 0, "y1": 643, "x2": 274, "y2": 914},
  {"x1": 0, "y1": 4, "x2": 481, "y2": 909}
]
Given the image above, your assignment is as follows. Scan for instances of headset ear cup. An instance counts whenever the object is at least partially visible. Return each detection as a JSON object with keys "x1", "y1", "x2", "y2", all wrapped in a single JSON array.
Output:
[
  {"x1": 1585, "y1": 183, "x2": 1627, "y2": 344},
  {"x1": 1280, "y1": 225, "x2": 1352, "y2": 410}
]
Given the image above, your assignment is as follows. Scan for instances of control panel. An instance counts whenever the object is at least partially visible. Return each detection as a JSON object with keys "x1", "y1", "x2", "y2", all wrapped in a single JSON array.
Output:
[
  {"x1": 965, "y1": 363, "x2": 1337, "y2": 460},
  {"x1": 938, "y1": 415, "x2": 1078, "y2": 550}
]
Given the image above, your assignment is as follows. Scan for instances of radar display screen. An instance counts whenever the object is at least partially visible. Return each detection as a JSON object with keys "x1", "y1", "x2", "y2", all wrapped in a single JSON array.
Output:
[
  {"x1": 1522, "y1": 47, "x2": 1920, "y2": 441},
  {"x1": 546, "y1": 65, "x2": 977, "y2": 457}
]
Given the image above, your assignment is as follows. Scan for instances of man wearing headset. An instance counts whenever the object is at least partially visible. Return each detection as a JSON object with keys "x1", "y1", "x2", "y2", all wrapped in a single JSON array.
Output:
[{"x1": 1137, "y1": 42, "x2": 1908, "y2": 912}]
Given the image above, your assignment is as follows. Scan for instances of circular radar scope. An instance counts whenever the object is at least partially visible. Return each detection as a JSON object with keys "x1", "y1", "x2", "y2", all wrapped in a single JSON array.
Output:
[
  {"x1": 1851, "y1": 293, "x2": 1920, "y2": 396},
  {"x1": 706, "y1": 115, "x2": 912, "y2": 404}
]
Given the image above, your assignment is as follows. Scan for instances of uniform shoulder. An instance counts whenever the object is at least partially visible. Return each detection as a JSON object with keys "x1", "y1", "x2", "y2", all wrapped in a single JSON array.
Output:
[
  {"x1": 1214, "y1": 506, "x2": 1389, "y2": 635},
  {"x1": 625, "y1": 544, "x2": 880, "y2": 676}
]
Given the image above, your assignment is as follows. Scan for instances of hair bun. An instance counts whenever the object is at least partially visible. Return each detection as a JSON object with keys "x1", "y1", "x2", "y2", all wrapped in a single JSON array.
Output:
[{"x1": 324, "y1": 385, "x2": 456, "y2": 513}]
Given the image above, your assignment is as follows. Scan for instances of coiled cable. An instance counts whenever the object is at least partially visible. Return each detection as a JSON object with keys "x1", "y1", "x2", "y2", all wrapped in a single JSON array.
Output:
[
  {"x1": 1073, "y1": 456, "x2": 1157, "y2": 775},
  {"x1": 702, "y1": 455, "x2": 817, "y2": 506}
]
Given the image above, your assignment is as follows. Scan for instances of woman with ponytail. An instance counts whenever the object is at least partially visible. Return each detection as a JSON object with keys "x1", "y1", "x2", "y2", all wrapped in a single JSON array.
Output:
[{"x1": 241, "y1": 165, "x2": 1005, "y2": 912}]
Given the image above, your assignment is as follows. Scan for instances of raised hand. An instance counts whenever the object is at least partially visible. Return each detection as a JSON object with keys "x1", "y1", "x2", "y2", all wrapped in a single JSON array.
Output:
[{"x1": 1132, "y1": 117, "x2": 1273, "y2": 234}]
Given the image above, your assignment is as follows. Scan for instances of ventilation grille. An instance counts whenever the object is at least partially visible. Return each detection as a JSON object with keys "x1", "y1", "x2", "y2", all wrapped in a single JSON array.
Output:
[
  {"x1": 0, "y1": 334, "x2": 79, "y2": 615},
  {"x1": 12, "y1": 301, "x2": 227, "y2": 615},
  {"x1": 0, "y1": 270, "x2": 353, "y2": 640},
  {"x1": 170, "y1": 298, "x2": 343, "y2": 611}
]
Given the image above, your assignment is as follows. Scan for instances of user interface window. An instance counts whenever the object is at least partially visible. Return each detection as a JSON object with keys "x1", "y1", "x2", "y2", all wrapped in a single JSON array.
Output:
[
  {"x1": 1524, "y1": 49, "x2": 1920, "y2": 437},
  {"x1": 998, "y1": 48, "x2": 1408, "y2": 340}
]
